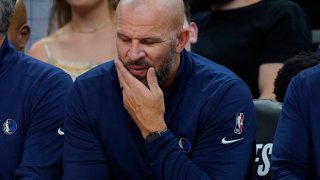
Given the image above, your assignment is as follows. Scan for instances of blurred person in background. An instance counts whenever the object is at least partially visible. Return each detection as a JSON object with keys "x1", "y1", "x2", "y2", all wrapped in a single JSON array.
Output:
[
  {"x1": 183, "y1": 0, "x2": 198, "y2": 51},
  {"x1": 8, "y1": 0, "x2": 30, "y2": 52},
  {"x1": 29, "y1": 0, "x2": 120, "y2": 80},
  {"x1": 192, "y1": 0, "x2": 312, "y2": 100}
]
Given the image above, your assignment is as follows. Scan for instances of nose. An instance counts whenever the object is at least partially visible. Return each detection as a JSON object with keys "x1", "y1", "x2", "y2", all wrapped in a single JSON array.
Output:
[{"x1": 128, "y1": 40, "x2": 145, "y2": 61}]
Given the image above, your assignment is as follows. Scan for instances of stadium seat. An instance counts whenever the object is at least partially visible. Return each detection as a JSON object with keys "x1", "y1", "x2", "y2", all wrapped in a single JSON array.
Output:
[{"x1": 253, "y1": 99, "x2": 282, "y2": 180}]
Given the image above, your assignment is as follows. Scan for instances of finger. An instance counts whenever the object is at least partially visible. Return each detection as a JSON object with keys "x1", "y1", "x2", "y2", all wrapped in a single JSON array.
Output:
[
  {"x1": 147, "y1": 67, "x2": 162, "y2": 94},
  {"x1": 115, "y1": 58, "x2": 138, "y2": 88},
  {"x1": 114, "y1": 58, "x2": 128, "y2": 90},
  {"x1": 115, "y1": 58, "x2": 149, "y2": 92}
]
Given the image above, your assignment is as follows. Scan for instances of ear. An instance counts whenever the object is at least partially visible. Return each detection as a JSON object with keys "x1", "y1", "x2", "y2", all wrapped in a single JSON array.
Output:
[
  {"x1": 188, "y1": 22, "x2": 198, "y2": 44},
  {"x1": 175, "y1": 28, "x2": 190, "y2": 53},
  {"x1": 17, "y1": 24, "x2": 30, "y2": 51},
  {"x1": 0, "y1": 36, "x2": 3, "y2": 47}
]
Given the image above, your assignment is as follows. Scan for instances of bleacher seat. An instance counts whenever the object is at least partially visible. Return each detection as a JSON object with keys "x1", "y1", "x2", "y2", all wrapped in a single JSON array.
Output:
[{"x1": 253, "y1": 99, "x2": 282, "y2": 180}]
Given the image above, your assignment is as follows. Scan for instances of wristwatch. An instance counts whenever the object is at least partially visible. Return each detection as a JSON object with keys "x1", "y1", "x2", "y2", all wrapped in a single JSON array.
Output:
[{"x1": 145, "y1": 129, "x2": 168, "y2": 143}]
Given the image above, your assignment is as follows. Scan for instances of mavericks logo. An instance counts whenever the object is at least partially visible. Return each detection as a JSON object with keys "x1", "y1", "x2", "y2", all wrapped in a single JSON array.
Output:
[
  {"x1": 2, "y1": 119, "x2": 18, "y2": 135},
  {"x1": 178, "y1": 138, "x2": 192, "y2": 153}
]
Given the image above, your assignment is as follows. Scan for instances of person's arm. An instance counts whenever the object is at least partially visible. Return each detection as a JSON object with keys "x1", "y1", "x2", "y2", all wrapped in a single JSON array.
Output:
[
  {"x1": 14, "y1": 73, "x2": 72, "y2": 179},
  {"x1": 272, "y1": 75, "x2": 311, "y2": 179},
  {"x1": 63, "y1": 82, "x2": 110, "y2": 179},
  {"x1": 115, "y1": 59, "x2": 256, "y2": 179},
  {"x1": 258, "y1": 63, "x2": 283, "y2": 100},
  {"x1": 146, "y1": 80, "x2": 256, "y2": 179}
]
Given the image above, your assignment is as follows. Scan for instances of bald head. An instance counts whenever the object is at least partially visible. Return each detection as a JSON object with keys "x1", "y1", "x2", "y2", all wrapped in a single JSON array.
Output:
[
  {"x1": 116, "y1": 0, "x2": 185, "y2": 32},
  {"x1": 8, "y1": 0, "x2": 30, "y2": 52},
  {"x1": 10, "y1": 0, "x2": 27, "y2": 30}
]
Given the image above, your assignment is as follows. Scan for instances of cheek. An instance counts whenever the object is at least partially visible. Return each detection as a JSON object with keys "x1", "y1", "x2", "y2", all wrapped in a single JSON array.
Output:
[
  {"x1": 145, "y1": 48, "x2": 169, "y2": 67},
  {"x1": 116, "y1": 41, "x2": 129, "y2": 59}
]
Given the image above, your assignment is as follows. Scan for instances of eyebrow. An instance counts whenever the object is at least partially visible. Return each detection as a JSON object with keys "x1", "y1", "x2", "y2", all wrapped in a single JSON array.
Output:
[
  {"x1": 117, "y1": 32, "x2": 129, "y2": 39},
  {"x1": 117, "y1": 32, "x2": 163, "y2": 42}
]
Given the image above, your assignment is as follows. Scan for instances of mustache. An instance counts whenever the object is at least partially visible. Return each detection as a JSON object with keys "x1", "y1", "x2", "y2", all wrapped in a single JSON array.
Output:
[{"x1": 122, "y1": 59, "x2": 151, "y2": 68}]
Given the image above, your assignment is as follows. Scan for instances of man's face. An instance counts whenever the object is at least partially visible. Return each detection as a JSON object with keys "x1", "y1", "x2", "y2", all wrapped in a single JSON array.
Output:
[
  {"x1": 116, "y1": 6, "x2": 178, "y2": 87},
  {"x1": 7, "y1": 25, "x2": 18, "y2": 49}
]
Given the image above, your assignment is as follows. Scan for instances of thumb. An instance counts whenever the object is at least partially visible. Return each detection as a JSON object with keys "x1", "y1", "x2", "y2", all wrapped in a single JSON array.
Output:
[{"x1": 147, "y1": 67, "x2": 161, "y2": 93}]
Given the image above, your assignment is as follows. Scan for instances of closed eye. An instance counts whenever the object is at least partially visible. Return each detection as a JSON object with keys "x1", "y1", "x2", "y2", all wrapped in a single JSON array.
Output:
[
  {"x1": 117, "y1": 33, "x2": 131, "y2": 43},
  {"x1": 141, "y1": 38, "x2": 161, "y2": 45}
]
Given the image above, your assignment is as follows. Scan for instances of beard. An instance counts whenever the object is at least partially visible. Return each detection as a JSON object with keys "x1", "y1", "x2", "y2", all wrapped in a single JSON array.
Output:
[{"x1": 122, "y1": 41, "x2": 177, "y2": 88}]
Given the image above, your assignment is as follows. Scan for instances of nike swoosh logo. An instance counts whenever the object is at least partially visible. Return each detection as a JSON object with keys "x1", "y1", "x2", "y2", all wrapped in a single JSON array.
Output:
[
  {"x1": 221, "y1": 137, "x2": 244, "y2": 144},
  {"x1": 57, "y1": 127, "x2": 64, "y2": 136}
]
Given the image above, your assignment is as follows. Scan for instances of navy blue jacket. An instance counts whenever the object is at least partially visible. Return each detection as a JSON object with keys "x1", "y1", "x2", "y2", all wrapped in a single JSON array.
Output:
[
  {"x1": 63, "y1": 50, "x2": 256, "y2": 179},
  {"x1": 272, "y1": 64, "x2": 320, "y2": 179},
  {"x1": 0, "y1": 38, "x2": 72, "y2": 179}
]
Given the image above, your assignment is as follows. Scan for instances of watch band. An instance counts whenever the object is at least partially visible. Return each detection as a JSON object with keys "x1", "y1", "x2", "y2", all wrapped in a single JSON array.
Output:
[{"x1": 145, "y1": 129, "x2": 168, "y2": 143}]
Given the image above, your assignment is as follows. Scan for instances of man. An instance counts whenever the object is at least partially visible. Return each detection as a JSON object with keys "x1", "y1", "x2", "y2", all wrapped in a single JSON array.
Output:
[
  {"x1": 8, "y1": 0, "x2": 30, "y2": 52},
  {"x1": 272, "y1": 63, "x2": 320, "y2": 178},
  {"x1": 0, "y1": 0, "x2": 73, "y2": 179},
  {"x1": 63, "y1": 0, "x2": 256, "y2": 179},
  {"x1": 192, "y1": 0, "x2": 312, "y2": 99}
]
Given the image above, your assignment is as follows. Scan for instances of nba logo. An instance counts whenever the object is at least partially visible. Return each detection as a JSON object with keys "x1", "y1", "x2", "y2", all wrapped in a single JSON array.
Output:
[{"x1": 234, "y1": 113, "x2": 244, "y2": 134}]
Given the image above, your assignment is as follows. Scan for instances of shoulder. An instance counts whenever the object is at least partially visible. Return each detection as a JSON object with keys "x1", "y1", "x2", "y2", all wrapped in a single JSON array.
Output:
[
  {"x1": 16, "y1": 53, "x2": 72, "y2": 86},
  {"x1": 74, "y1": 60, "x2": 116, "y2": 89},
  {"x1": 186, "y1": 51, "x2": 249, "y2": 93},
  {"x1": 188, "y1": 51, "x2": 241, "y2": 81},
  {"x1": 28, "y1": 25, "x2": 69, "y2": 62},
  {"x1": 28, "y1": 36, "x2": 56, "y2": 62},
  {"x1": 261, "y1": 0, "x2": 306, "y2": 16},
  {"x1": 283, "y1": 64, "x2": 320, "y2": 106},
  {"x1": 292, "y1": 64, "x2": 320, "y2": 89}
]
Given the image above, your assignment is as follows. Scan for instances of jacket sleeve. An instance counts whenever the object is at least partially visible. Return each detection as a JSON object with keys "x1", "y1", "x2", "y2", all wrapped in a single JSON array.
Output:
[
  {"x1": 146, "y1": 79, "x2": 256, "y2": 180},
  {"x1": 15, "y1": 73, "x2": 73, "y2": 180},
  {"x1": 272, "y1": 75, "x2": 311, "y2": 179},
  {"x1": 63, "y1": 81, "x2": 110, "y2": 180}
]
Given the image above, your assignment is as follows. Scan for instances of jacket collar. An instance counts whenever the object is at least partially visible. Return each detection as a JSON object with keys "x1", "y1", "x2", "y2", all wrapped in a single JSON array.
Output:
[
  {"x1": 163, "y1": 49, "x2": 191, "y2": 95},
  {"x1": 0, "y1": 36, "x2": 16, "y2": 71},
  {"x1": 0, "y1": 37, "x2": 11, "y2": 69}
]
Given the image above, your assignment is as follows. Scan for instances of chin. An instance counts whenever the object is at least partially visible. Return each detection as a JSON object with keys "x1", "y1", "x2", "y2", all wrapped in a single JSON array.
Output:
[{"x1": 136, "y1": 76, "x2": 148, "y2": 86}]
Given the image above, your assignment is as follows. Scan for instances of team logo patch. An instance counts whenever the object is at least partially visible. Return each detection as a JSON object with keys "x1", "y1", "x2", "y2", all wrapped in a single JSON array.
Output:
[
  {"x1": 178, "y1": 138, "x2": 192, "y2": 153},
  {"x1": 2, "y1": 119, "x2": 17, "y2": 135},
  {"x1": 234, "y1": 112, "x2": 244, "y2": 134}
]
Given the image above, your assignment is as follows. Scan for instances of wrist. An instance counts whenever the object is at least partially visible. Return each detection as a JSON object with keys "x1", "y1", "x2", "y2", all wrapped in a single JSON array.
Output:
[{"x1": 145, "y1": 128, "x2": 168, "y2": 143}]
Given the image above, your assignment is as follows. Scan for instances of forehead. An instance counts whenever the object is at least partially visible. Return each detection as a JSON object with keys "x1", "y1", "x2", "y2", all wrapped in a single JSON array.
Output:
[{"x1": 116, "y1": 3, "x2": 172, "y2": 38}]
